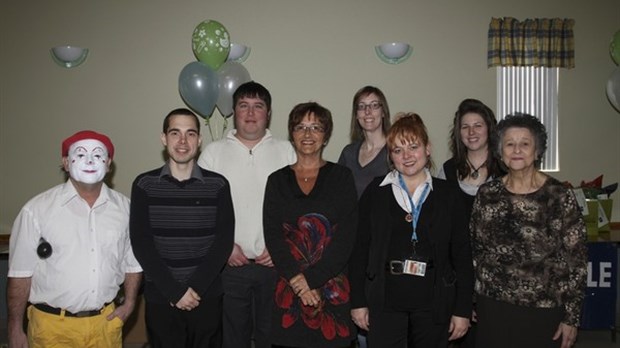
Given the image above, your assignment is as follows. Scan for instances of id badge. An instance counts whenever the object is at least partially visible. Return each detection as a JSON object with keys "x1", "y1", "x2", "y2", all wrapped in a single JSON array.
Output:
[{"x1": 403, "y1": 259, "x2": 426, "y2": 277}]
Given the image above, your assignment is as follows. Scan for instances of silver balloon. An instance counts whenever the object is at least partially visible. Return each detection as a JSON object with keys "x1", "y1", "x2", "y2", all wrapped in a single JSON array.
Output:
[
  {"x1": 179, "y1": 62, "x2": 219, "y2": 118},
  {"x1": 607, "y1": 67, "x2": 620, "y2": 112},
  {"x1": 216, "y1": 61, "x2": 251, "y2": 118}
]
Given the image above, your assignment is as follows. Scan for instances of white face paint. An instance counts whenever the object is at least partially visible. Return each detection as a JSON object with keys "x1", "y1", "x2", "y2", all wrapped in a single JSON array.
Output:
[{"x1": 67, "y1": 139, "x2": 109, "y2": 184}]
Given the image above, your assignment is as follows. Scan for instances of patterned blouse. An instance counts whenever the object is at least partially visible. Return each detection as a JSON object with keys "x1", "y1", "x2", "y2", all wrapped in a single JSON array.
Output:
[
  {"x1": 264, "y1": 163, "x2": 357, "y2": 348},
  {"x1": 470, "y1": 176, "x2": 587, "y2": 327}
]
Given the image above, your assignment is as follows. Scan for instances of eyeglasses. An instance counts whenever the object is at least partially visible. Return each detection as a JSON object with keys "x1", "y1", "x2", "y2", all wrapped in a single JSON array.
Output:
[
  {"x1": 356, "y1": 101, "x2": 382, "y2": 112},
  {"x1": 293, "y1": 124, "x2": 325, "y2": 133}
]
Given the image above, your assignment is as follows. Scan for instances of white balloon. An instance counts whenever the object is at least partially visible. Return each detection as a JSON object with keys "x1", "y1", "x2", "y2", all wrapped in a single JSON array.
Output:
[{"x1": 607, "y1": 68, "x2": 620, "y2": 112}]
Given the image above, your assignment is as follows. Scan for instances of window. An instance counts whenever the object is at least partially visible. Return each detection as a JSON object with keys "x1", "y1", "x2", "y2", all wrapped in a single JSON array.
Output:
[{"x1": 496, "y1": 66, "x2": 559, "y2": 171}]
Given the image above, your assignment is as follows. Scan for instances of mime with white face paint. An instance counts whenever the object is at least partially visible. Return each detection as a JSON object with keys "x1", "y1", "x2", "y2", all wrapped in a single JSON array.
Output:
[{"x1": 7, "y1": 130, "x2": 143, "y2": 348}]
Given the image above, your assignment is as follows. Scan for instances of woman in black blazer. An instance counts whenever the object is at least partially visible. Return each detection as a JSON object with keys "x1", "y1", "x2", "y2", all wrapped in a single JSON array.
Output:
[{"x1": 349, "y1": 113, "x2": 474, "y2": 348}]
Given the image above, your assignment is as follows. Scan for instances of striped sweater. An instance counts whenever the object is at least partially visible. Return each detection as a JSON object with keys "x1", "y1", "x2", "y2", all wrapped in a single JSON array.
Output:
[{"x1": 130, "y1": 164, "x2": 234, "y2": 304}]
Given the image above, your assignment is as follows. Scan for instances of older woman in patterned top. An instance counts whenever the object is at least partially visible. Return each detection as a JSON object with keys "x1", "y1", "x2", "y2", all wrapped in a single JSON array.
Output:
[{"x1": 470, "y1": 113, "x2": 587, "y2": 348}]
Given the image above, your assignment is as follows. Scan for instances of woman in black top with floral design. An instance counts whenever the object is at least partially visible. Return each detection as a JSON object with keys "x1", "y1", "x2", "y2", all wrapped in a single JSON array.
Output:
[{"x1": 264, "y1": 102, "x2": 357, "y2": 348}]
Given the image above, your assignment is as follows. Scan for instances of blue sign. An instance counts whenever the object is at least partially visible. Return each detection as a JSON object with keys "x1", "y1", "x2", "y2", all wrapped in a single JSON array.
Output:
[{"x1": 581, "y1": 242, "x2": 618, "y2": 329}]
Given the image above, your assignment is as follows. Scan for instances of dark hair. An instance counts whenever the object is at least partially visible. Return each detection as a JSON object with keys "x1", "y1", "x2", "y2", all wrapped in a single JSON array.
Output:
[
  {"x1": 287, "y1": 102, "x2": 333, "y2": 144},
  {"x1": 350, "y1": 86, "x2": 391, "y2": 142},
  {"x1": 449, "y1": 98, "x2": 503, "y2": 180},
  {"x1": 494, "y1": 113, "x2": 548, "y2": 168},
  {"x1": 163, "y1": 108, "x2": 200, "y2": 133},
  {"x1": 387, "y1": 112, "x2": 434, "y2": 171},
  {"x1": 233, "y1": 81, "x2": 272, "y2": 113}
]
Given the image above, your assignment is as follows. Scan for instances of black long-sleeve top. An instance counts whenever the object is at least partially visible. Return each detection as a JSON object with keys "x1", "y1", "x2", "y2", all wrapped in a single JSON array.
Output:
[
  {"x1": 130, "y1": 163, "x2": 234, "y2": 304},
  {"x1": 263, "y1": 162, "x2": 358, "y2": 348},
  {"x1": 350, "y1": 175, "x2": 474, "y2": 323}
]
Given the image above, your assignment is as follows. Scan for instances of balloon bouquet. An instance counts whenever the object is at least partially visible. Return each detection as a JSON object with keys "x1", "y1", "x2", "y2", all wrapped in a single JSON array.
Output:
[
  {"x1": 607, "y1": 30, "x2": 620, "y2": 112},
  {"x1": 178, "y1": 20, "x2": 252, "y2": 140}
]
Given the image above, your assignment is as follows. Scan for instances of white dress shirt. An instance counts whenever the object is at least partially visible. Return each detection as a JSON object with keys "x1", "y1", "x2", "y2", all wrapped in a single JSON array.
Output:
[
  {"x1": 8, "y1": 180, "x2": 142, "y2": 312},
  {"x1": 379, "y1": 168, "x2": 434, "y2": 213}
]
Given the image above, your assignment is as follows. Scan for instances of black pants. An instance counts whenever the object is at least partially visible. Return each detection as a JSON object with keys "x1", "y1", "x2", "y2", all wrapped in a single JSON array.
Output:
[
  {"x1": 145, "y1": 295, "x2": 223, "y2": 348},
  {"x1": 367, "y1": 306, "x2": 448, "y2": 348},
  {"x1": 476, "y1": 295, "x2": 563, "y2": 348},
  {"x1": 221, "y1": 263, "x2": 277, "y2": 348}
]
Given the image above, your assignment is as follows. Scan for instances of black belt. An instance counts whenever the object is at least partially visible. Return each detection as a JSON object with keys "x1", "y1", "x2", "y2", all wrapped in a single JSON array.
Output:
[
  {"x1": 386, "y1": 260, "x2": 406, "y2": 275},
  {"x1": 33, "y1": 302, "x2": 110, "y2": 318}
]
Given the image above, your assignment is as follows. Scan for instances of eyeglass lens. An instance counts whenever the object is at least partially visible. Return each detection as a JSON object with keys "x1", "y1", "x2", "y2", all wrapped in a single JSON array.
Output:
[
  {"x1": 357, "y1": 102, "x2": 382, "y2": 111},
  {"x1": 294, "y1": 125, "x2": 324, "y2": 133}
]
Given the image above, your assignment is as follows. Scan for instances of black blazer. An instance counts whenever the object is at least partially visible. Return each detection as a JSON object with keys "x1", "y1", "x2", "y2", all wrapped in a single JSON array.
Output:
[
  {"x1": 350, "y1": 176, "x2": 474, "y2": 323},
  {"x1": 442, "y1": 158, "x2": 476, "y2": 219}
]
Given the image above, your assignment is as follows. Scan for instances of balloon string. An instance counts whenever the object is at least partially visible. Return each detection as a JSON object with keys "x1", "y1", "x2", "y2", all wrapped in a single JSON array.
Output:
[
  {"x1": 205, "y1": 118, "x2": 215, "y2": 141},
  {"x1": 223, "y1": 118, "x2": 229, "y2": 137}
]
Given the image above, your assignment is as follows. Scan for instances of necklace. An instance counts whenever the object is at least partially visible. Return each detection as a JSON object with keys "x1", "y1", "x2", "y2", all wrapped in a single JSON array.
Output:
[
  {"x1": 397, "y1": 184, "x2": 414, "y2": 222},
  {"x1": 466, "y1": 158, "x2": 486, "y2": 180},
  {"x1": 297, "y1": 169, "x2": 316, "y2": 183},
  {"x1": 396, "y1": 175, "x2": 431, "y2": 242},
  {"x1": 398, "y1": 189, "x2": 413, "y2": 222}
]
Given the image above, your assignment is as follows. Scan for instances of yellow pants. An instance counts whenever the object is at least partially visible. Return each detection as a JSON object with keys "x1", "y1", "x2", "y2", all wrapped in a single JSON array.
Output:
[{"x1": 27, "y1": 303, "x2": 123, "y2": 348}]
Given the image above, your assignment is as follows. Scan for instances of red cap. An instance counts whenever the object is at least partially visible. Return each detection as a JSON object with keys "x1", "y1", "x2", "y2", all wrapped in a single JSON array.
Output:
[{"x1": 61, "y1": 130, "x2": 115, "y2": 159}]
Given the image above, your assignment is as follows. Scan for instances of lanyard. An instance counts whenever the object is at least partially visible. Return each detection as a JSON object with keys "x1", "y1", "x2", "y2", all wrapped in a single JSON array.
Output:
[{"x1": 398, "y1": 173, "x2": 430, "y2": 243}]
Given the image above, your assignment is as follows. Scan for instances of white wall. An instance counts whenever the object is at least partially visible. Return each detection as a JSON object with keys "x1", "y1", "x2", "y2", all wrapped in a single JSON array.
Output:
[{"x1": 1, "y1": 0, "x2": 619, "y2": 232}]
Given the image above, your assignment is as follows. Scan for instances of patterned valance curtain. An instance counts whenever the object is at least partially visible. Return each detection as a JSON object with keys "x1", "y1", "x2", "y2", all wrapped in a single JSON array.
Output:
[{"x1": 487, "y1": 17, "x2": 575, "y2": 68}]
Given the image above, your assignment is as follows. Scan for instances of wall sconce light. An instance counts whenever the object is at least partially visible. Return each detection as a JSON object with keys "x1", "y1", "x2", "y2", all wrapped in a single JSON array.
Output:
[
  {"x1": 227, "y1": 43, "x2": 251, "y2": 63},
  {"x1": 50, "y1": 45, "x2": 89, "y2": 68},
  {"x1": 375, "y1": 42, "x2": 412, "y2": 64}
]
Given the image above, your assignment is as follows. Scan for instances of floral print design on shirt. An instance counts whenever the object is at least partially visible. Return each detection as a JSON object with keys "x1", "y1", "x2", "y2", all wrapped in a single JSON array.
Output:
[{"x1": 275, "y1": 213, "x2": 351, "y2": 340}]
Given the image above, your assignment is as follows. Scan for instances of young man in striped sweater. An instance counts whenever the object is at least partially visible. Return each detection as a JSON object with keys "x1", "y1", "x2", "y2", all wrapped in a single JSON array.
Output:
[{"x1": 130, "y1": 108, "x2": 234, "y2": 348}]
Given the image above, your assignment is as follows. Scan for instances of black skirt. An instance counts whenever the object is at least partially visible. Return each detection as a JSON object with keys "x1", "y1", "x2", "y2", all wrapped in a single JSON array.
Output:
[{"x1": 475, "y1": 295, "x2": 564, "y2": 348}]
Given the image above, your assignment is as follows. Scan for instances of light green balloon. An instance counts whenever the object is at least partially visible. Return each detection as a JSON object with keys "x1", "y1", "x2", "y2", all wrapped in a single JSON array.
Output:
[
  {"x1": 192, "y1": 20, "x2": 230, "y2": 70},
  {"x1": 611, "y1": 30, "x2": 620, "y2": 66}
]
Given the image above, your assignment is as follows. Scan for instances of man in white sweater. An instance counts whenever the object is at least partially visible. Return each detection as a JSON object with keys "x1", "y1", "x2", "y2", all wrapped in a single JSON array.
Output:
[{"x1": 197, "y1": 81, "x2": 295, "y2": 348}]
